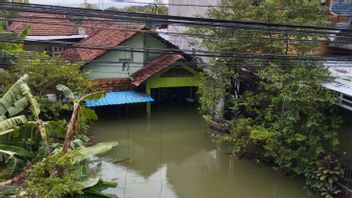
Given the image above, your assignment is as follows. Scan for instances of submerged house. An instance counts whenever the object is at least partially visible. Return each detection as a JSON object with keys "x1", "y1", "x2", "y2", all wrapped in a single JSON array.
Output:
[
  {"x1": 7, "y1": 13, "x2": 202, "y2": 113},
  {"x1": 60, "y1": 23, "x2": 201, "y2": 113}
]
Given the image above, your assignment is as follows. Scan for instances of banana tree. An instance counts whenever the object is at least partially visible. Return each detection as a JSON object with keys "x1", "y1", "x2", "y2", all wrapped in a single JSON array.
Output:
[
  {"x1": 56, "y1": 84, "x2": 104, "y2": 153},
  {"x1": 0, "y1": 75, "x2": 46, "y2": 140},
  {"x1": 0, "y1": 75, "x2": 48, "y2": 176}
]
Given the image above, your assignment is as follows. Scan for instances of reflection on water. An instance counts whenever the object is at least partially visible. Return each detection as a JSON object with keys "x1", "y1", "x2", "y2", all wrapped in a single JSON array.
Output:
[
  {"x1": 337, "y1": 108, "x2": 352, "y2": 160},
  {"x1": 89, "y1": 104, "x2": 313, "y2": 198}
]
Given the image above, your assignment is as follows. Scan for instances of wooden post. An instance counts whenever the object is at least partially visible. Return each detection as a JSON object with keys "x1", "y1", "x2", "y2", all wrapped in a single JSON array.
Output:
[
  {"x1": 189, "y1": 87, "x2": 193, "y2": 100},
  {"x1": 146, "y1": 83, "x2": 151, "y2": 116}
]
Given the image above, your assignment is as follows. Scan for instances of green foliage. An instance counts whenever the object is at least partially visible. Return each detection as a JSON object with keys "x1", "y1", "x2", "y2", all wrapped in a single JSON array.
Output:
[
  {"x1": 74, "y1": 141, "x2": 119, "y2": 163},
  {"x1": 56, "y1": 84, "x2": 102, "y2": 134},
  {"x1": 0, "y1": 144, "x2": 32, "y2": 159},
  {"x1": 106, "y1": 0, "x2": 168, "y2": 15},
  {"x1": 22, "y1": 141, "x2": 119, "y2": 198},
  {"x1": 192, "y1": 1, "x2": 343, "y2": 196},
  {"x1": 0, "y1": 185, "x2": 17, "y2": 196},
  {"x1": 305, "y1": 155, "x2": 343, "y2": 198},
  {"x1": 12, "y1": 53, "x2": 94, "y2": 95},
  {"x1": 23, "y1": 151, "x2": 84, "y2": 198},
  {"x1": 198, "y1": 63, "x2": 234, "y2": 121},
  {"x1": 79, "y1": 178, "x2": 117, "y2": 198},
  {"x1": 6, "y1": 52, "x2": 96, "y2": 120}
]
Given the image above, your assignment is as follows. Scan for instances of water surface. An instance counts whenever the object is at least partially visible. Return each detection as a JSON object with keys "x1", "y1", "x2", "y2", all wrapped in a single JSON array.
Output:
[{"x1": 90, "y1": 104, "x2": 313, "y2": 198}]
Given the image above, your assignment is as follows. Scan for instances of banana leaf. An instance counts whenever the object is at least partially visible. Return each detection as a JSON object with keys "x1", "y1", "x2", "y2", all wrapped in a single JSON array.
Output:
[
  {"x1": 0, "y1": 75, "x2": 28, "y2": 116},
  {"x1": 0, "y1": 185, "x2": 17, "y2": 196},
  {"x1": 0, "y1": 144, "x2": 32, "y2": 158},
  {"x1": 56, "y1": 84, "x2": 75, "y2": 101},
  {"x1": 75, "y1": 142, "x2": 119, "y2": 163},
  {"x1": 20, "y1": 83, "x2": 40, "y2": 117},
  {"x1": 78, "y1": 178, "x2": 117, "y2": 198},
  {"x1": 79, "y1": 92, "x2": 106, "y2": 103},
  {"x1": 0, "y1": 129, "x2": 13, "y2": 136},
  {"x1": 0, "y1": 115, "x2": 27, "y2": 133}
]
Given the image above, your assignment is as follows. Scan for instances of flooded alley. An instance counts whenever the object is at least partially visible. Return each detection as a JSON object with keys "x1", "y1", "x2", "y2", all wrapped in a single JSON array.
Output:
[{"x1": 89, "y1": 104, "x2": 314, "y2": 198}]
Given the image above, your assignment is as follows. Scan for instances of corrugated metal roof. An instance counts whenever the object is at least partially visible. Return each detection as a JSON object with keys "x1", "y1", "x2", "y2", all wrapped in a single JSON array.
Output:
[
  {"x1": 322, "y1": 61, "x2": 352, "y2": 97},
  {"x1": 85, "y1": 91, "x2": 154, "y2": 107},
  {"x1": 322, "y1": 61, "x2": 352, "y2": 111}
]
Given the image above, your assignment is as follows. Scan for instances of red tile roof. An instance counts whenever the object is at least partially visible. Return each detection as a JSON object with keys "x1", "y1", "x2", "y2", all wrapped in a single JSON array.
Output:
[
  {"x1": 131, "y1": 54, "x2": 184, "y2": 86},
  {"x1": 94, "y1": 78, "x2": 135, "y2": 92},
  {"x1": 61, "y1": 23, "x2": 145, "y2": 63},
  {"x1": 7, "y1": 12, "x2": 79, "y2": 36}
]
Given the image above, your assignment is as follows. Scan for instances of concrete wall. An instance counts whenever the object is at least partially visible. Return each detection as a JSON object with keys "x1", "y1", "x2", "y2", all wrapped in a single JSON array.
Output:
[{"x1": 167, "y1": 0, "x2": 221, "y2": 51}]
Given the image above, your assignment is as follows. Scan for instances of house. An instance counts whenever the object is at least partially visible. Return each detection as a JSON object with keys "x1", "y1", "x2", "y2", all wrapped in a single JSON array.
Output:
[
  {"x1": 61, "y1": 23, "x2": 201, "y2": 114},
  {"x1": 7, "y1": 12, "x2": 87, "y2": 56},
  {"x1": 7, "y1": 13, "x2": 202, "y2": 114},
  {"x1": 321, "y1": 0, "x2": 352, "y2": 111}
]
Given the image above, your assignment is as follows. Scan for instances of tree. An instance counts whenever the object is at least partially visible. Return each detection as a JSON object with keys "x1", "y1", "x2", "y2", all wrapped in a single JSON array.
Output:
[
  {"x1": 106, "y1": 0, "x2": 168, "y2": 15},
  {"x1": 190, "y1": 1, "x2": 342, "y2": 197},
  {"x1": 4, "y1": 52, "x2": 96, "y2": 120},
  {"x1": 56, "y1": 84, "x2": 103, "y2": 153}
]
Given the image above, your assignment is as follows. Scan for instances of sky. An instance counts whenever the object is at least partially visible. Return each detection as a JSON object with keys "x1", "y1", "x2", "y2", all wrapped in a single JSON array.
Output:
[{"x1": 29, "y1": 0, "x2": 167, "y2": 9}]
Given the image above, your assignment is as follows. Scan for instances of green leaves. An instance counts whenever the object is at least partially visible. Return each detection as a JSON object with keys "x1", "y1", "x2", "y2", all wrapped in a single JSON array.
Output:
[
  {"x1": 193, "y1": 1, "x2": 341, "y2": 197},
  {"x1": 56, "y1": 84, "x2": 75, "y2": 101},
  {"x1": 0, "y1": 185, "x2": 18, "y2": 196},
  {"x1": 0, "y1": 144, "x2": 32, "y2": 158},
  {"x1": 79, "y1": 178, "x2": 117, "y2": 198},
  {"x1": 79, "y1": 92, "x2": 105, "y2": 103},
  {"x1": 0, "y1": 115, "x2": 27, "y2": 132},
  {"x1": 75, "y1": 142, "x2": 119, "y2": 163}
]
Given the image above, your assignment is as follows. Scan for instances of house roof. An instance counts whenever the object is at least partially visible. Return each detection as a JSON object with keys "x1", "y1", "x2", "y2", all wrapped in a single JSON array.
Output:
[
  {"x1": 328, "y1": 23, "x2": 352, "y2": 50},
  {"x1": 7, "y1": 12, "x2": 79, "y2": 36},
  {"x1": 131, "y1": 54, "x2": 184, "y2": 86},
  {"x1": 85, "y1": 91, "x2": 154, "y2": 107},
  {"x1": 322, "y1": 61, "x2": 352, "y2": 96},
  {"x1": 60, "y1": 23, "x2": 145, "y2": 63},
  {"x1": 94, "y1": 78, "x2": 135, "y2": 92}
]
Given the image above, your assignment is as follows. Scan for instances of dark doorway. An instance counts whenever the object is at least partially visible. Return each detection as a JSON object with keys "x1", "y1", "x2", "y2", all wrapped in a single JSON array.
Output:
[{"x1": 151, "y1": 87, "x2": 197, "y2": 103}]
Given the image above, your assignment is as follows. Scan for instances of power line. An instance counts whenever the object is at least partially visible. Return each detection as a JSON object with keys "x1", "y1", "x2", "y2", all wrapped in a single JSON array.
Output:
[
  {"x1": 2, "y1": 38, "x2": 352, "y2": 62},
  {"x1": 4, "y1": 16, "x2": 352, "y2": 43},
  {"x1": 4, "y1": 47, "x2": 352, "y2": 66},
  {"x1": 0, "y1": 2, "x2": 347, "y2": 35}
]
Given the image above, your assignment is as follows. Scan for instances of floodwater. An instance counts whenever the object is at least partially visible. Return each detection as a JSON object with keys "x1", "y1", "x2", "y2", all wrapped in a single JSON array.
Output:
[
  {"x1": 89, "y1": 103, "x2": 313, "y2": 198},
  {"x1": 336, "y1": 108, "x2": 352, "y2": 160}
]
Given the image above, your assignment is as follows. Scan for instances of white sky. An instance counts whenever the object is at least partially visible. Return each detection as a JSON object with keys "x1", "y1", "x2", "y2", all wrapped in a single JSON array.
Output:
[{"x1": 29, "y1": 0, "x2": 168, "y2": 8}]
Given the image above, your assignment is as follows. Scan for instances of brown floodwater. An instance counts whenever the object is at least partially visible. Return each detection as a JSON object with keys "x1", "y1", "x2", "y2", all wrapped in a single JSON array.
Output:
[{"x1": 89, "y1": 103, "x2": 314, "y2": 198}]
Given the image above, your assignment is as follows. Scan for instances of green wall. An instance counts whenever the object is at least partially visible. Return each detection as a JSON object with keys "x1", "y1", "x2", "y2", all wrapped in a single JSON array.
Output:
[
  {"x1": 84, "y1": 32, "x2": 167, "y2": 79},
  {"x1": 144, "y1": 34, "x2": 167, "y2": 60},
  {"x1": 146, "y1": 64, "x2": 200, "y2": 95}
]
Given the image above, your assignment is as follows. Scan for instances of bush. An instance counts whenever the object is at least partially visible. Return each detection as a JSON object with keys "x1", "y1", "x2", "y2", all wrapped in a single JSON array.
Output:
[
  {"x1": 22, "y1": 151, "x2": 84, "y2": 198},
  {"x1": 305, "y1": 155, "x2": 343, "y2": 198},
  {"x1": 5, "y1": 52, "x2": 96, "y2": 120}
]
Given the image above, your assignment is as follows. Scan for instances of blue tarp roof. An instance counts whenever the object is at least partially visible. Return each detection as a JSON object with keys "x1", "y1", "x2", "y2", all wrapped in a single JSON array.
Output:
[{"x1": 85, "y1": 91, "x2": 154, "y2": 107}]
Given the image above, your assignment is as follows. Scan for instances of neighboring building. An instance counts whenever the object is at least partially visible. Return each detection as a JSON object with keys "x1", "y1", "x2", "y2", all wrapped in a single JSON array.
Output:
[
  {"x1": 166, "y1": 0, "x2": 221, "y2": 61},
  {"x1": 321, "y1": 0, "x2": 352, "y2": 111},
  {"x1": 7, "y1": 12, "x2": 87, "y2": 56}
]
